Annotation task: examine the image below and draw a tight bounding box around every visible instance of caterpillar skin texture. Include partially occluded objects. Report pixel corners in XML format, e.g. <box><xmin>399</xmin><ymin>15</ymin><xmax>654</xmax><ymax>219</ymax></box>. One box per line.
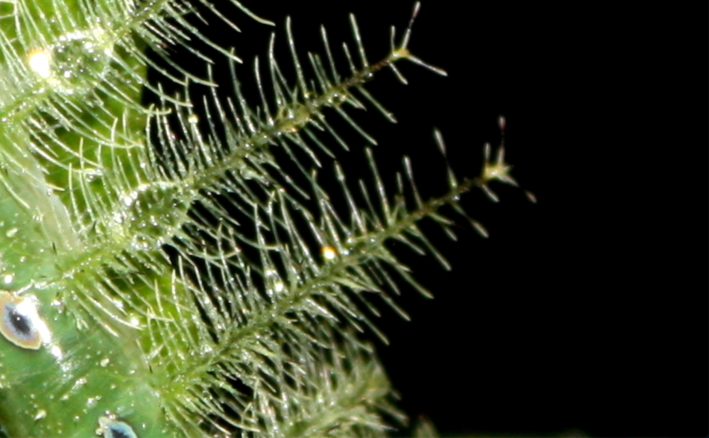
<box><xmin>0</xmin><ymin>0</ymin><xmax>175</xmax><ymax>434</ymax></box>
<box><xmin>0</xmin><ymin>151</ymin><xmax>164</xmax><ymax>436</ymax></box>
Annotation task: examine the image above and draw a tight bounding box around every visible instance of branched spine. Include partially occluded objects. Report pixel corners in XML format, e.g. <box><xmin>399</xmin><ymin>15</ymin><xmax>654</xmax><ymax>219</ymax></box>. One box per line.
<box><xmin>0</xmin><ymin>1</ymin><xmax>524</xmax><ymax>437</ymax></box>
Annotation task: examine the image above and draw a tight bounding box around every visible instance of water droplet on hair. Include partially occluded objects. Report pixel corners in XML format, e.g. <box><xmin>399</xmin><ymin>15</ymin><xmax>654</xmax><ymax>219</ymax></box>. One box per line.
<box><xmin>29</xmin><ymin>27</ymin><xmax>115</xmax><ymax>96</ymax></box>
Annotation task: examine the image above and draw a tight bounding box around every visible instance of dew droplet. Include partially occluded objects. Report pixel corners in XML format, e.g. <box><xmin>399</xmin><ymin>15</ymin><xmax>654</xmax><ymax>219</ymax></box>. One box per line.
<box><xmin>27</xmin><ymin>48</ymin><xmax>52</xmax><ymax>78</ymax></box>
<box><xmin>29</xmin><ymin>27</ymin><xmax>115</xmax><ymax>95</ymax></box>
<box><xmin>321</xmin><ymin>246</ymin><xmax>337</xmax><ymax>260</ymax></box>
<box><xmin>273</xmin><ymin>280</ymin><xmax>285</xmax><ymax>293</ymax></box>
<box><xmin>5</xmin><ymin>228</ymin><xmax>18</xmax><ymax>238</ymax></box>
<box><xmin>86</xmin><ymin>395</ymin><xmax>101</xmax><ymax>408</ymax></box>
<box><xmin>54</xmin><ymin>28</ymin><xmax>112</xmax><ymax>84</ymax></box>
<box><xmin>84</xmin><ymin>168</ymin><xmax>104</xmax><ymax>182</ymax></box>
<box><xmin>239</xmin><ymin>167</ymin><xmax>258</xmax><ymax>180</ymax></box>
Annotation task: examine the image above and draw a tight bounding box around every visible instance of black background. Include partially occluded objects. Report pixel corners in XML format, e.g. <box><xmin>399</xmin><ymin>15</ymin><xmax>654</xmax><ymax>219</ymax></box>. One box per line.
<box><xmin>172</xmin><ymin>1</ymin><xmax>708</xmax><ymax>436</ymax></box>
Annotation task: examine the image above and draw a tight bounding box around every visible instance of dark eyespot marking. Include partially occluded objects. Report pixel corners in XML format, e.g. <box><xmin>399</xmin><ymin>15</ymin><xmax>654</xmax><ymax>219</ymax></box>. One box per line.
<box><xmin>97</xmin><ymin>416</ymin><xmax>138</xmax><ymax>438</ymax></box>
<box><xmin>0</xmin><ymin>291</ymin><xmax>42</xmax><ymax>350</ymax></box>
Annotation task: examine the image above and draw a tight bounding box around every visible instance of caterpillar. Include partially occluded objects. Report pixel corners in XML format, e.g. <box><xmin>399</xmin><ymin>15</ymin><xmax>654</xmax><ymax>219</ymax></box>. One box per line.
<box><xmin>0</xmin><ymin>0</ymin><xmax>523</xmax><ymax>437</ymax></box>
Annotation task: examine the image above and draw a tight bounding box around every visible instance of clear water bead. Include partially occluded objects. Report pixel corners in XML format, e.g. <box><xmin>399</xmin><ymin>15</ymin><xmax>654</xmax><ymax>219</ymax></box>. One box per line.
<box><xmin>52</xmin><ymin>27</ymin><xmax>114</xmax><ymax>93</ymax></box>
<box><xmin>28</xmin><ymin>27</ymin><xmax>115</xmax><ymax>95</ymax></box>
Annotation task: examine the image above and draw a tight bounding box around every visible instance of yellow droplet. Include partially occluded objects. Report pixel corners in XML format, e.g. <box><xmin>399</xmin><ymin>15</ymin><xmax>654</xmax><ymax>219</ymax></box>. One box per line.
<box><xmin>321</xmin><ymin>246</ymin><xmax>337</xmax><ymax>260</ymax></box>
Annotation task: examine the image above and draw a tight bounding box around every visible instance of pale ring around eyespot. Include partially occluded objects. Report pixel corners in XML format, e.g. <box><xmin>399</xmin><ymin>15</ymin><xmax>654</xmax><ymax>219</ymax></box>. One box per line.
<box><xmin>0</xmin><ymin>291</ymin><xmax>50</xmax><ymax>350</ymax></box>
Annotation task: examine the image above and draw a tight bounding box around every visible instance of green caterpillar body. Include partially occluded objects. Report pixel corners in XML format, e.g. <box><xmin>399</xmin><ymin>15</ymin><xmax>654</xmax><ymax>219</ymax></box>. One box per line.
<box><xmin>0</xmin><ymin>1</ymin><xmax>177</xmax><ymax>435</ymax></box>
<box><xmin>0</xmin><ymin>0</ymin><xmax>522</xmax><ymax>437</ymax></box>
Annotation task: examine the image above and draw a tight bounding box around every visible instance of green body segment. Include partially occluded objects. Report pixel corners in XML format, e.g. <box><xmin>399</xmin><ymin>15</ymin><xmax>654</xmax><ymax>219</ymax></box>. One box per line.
<box><xmin>0</xmin><ymin>0</ymin><xmax>178</xmax><ymax>436</ymax></box>
<box><xmin>0</xmin><ymin>128</ymin><xmax>172</xmax><ymax>437</ymax></box>
<box><xmin>0</xmin><ymin>301</ymin><xmax>169</xmax><ymax>438</ymax></box>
